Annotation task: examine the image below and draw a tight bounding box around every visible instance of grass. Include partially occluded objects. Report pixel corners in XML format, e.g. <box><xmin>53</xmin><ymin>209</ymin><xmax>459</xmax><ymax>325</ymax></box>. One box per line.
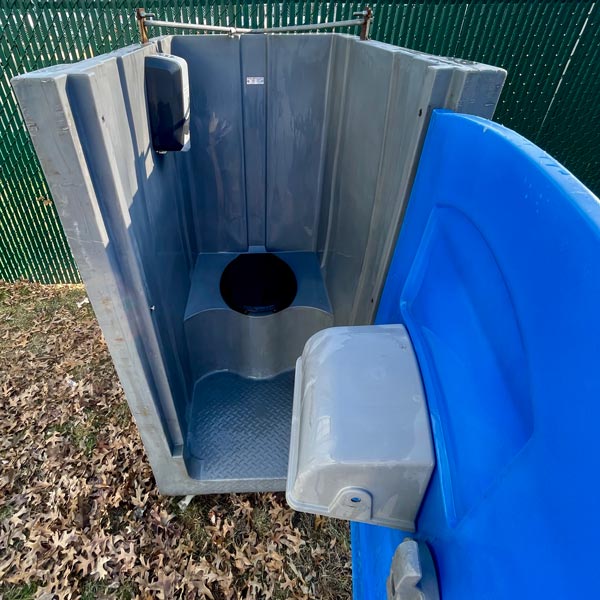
<box><xmin>170</xmin><ymin>496</ymin><xmax>215</xmax><ymax>553</ymax></box>
<box><xmin>0</xmin><ymin>283</ymin><xmax>91</xmax><ymax>358</ymax></box>
<box><xmin>80</xmin><ymin>580</ymin><xmax>138</xmax><ymax>600</ymax></box>
<box><xmin>0</xmin><ymin>583</ymin><xmax>38</xmax><ymax>600</ymax></box>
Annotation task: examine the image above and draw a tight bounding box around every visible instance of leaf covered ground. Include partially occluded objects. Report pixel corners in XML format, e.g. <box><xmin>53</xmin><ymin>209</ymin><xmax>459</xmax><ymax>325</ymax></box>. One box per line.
<box><xmin>0</xmin><ymin>281</ymin><xmax>351</xmax><ymax>600</ymax></box>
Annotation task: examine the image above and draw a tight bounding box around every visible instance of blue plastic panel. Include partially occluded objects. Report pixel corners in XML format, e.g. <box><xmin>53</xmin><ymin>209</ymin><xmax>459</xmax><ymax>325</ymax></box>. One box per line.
<box><xmin>353</xmin><ymin>110</ymin><xmax>600</xmax><ymax>599</ymax></box>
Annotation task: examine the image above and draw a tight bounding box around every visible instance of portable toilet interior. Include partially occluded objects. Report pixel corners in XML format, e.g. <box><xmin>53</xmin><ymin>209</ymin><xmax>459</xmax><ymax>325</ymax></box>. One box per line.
<box><xmin>12</xmin><ymin>33</ymin><xmax>505</xmax><ymax>494</ymax></box>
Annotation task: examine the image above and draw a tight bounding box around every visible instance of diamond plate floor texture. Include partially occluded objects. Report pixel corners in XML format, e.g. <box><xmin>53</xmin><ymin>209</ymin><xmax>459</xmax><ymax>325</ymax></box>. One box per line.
<box><xmin>185</xmin><ymin>370</ymin><xmax>295</xmax><ymax>482</ymax></box>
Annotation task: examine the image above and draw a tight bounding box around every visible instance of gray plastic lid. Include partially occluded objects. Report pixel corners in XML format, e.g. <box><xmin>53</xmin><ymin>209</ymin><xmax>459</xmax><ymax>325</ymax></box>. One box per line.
<box><xmin>286</xmin><ymin>325</ymin><xmax>434</xmax><ymax>530</ymax></box>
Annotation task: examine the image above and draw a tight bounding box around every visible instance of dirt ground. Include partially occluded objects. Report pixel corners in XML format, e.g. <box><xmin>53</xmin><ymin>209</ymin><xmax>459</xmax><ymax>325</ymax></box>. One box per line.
<box><xmin>0</xmin><ymin>281</ymin><xmax>351</xmax><ymax>600</ymax></box>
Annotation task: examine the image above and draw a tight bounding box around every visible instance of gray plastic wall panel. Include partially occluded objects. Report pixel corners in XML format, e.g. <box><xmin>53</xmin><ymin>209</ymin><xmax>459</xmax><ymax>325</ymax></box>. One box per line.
<box><xmin>317</xmin><ymin>36</ymin><xmax>505</xmax><ymax>325</ymax></box>
<box><xmin>241</xmin><ymin>35</ymin><xmax>268</xmax><ymax>247</ymax></box>
<box><xmin>320</xmin><ymin>39</ymin><xmax>398</xmax><ymax>325</ymax></box>
<box><xmin>265</xmin><ymin>35</ymin><xmax>333</xmax><ymax>251</ymax></box>
<box><xmin>116</xmin><ymin>49</ymin><xmax>194</xmax><ymax>419</ymax></box>
<box><xmin>317</xmin><ymin>35</ymin><xmax>352</xmax><ymax>260</ymax></box>
<box><xmin>61</xmin><ymin>50</ymin><xmax>193</xmax><ymax>433</ymax></box>
<box><xmin>170</xmin><ymin>36</ymin><xmax>247</xmax><ymax>252</ymax></box>
<box><xmin>169</xmin><ymin>34</ymin><xmax>333</xmax><ymax>254</ymax></box>
<box><xmin>347</xmin><ymin>51</ymin><xmax>506</xmax><ymax>325</ymax></box>
<box><xmin>11</xmin><ymin>43</ymin><xmax>195</xmax><ymax>490</ymax></box>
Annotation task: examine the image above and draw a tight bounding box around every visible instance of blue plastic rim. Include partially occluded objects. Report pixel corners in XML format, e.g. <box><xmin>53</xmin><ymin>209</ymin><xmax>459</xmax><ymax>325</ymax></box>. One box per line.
<box><xmin>352</xmin><ymin>110</ymin><xmax>600</xmax><ymax>599</ymax></box>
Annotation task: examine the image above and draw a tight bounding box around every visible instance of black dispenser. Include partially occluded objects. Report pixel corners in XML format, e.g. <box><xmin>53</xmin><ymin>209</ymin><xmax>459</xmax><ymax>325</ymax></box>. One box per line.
<box><xmin>145</xmin><ymin>54</ymin><xmax>190</xmax><ymax>152</ymax></box>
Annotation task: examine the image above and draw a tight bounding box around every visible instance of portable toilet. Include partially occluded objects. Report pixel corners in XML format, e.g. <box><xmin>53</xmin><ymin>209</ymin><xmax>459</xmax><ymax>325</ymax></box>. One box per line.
<box><xmin>14</xmin><ymin>22</ymin><xmax>600</xmax><ymax>599</ymax></box>
<box><xmin>12</xmin><ymin>32</ymin><xmax>504</xmax><ymax>495</ymax></box>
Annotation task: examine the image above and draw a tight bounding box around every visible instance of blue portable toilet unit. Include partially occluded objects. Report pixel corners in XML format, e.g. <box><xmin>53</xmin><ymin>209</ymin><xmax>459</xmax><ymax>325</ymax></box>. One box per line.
<box><xmin>351</xmin><ymin>110</ymin><xmax>600</xmax><ymax>598</ymax></box>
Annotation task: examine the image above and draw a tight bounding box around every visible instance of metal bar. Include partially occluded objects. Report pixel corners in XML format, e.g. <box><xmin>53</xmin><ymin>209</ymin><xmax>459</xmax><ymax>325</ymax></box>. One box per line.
<box><xmin>142</xmin><ymin>15</ymin><xmax>369</xmax><ymax>36</ymax></box>
<box><xmin>136</xmin><ymin>7</ymin><xmax>149</xmax><ymax>43</ymax></box>
<box><xmin>251</xmin><ymin>18</ymin><xmax>365</xmax><ymax>34</ymax></box>
<box><xmin>359</xmin><ymin>6</ymin><xmax>373</xmax><ymax>40</ymax></box>
<box><xmin>143</xmin><ymin>18</ymin><xmax>252</xmax><ymax>34</ymax></box>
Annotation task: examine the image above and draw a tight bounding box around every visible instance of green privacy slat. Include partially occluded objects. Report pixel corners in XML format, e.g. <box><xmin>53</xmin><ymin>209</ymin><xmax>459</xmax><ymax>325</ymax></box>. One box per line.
<box><xmin>1</xmin><ymin>11</ymin><xmax>79</xmax><ymax>281</ymax></box>
<box><xmin>0</xmin><ymin>0</ymin><xmax>599</xmax><ymax>283</ymax></box>
<box><xmin>535</xmin><ymin>4</ymin><xmax>600</xmax><ymax>194</ymax></box>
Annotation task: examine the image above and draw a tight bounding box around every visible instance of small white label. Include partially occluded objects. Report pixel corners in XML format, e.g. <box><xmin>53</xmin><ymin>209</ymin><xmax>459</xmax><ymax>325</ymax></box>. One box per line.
<box><xmin>246</xmin><ymin>76</ymin><xmax>265</xmax><ymax>85</ymax></box>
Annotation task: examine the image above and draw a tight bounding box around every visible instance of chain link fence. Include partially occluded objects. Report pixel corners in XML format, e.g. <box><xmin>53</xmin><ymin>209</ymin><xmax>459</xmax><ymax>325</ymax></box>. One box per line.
<box><xmin>1</xmin><ymin>1</ymin><xmax>599</xmax><ymax>283</ymax></box>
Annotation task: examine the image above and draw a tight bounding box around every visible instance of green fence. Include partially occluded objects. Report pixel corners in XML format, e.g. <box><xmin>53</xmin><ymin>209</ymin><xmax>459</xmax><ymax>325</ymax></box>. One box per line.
<box><xmin>1</xmin><ymin>1</ymin><xmax>599</xmax><ymax>283</ymax></box>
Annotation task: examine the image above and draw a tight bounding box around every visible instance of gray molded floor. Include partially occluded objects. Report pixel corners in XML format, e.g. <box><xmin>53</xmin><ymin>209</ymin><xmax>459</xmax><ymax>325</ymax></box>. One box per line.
<box><xmin>185</xmin><ymin>370</ymin><xmax>294</xmax><ymax>482</ymax></box>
